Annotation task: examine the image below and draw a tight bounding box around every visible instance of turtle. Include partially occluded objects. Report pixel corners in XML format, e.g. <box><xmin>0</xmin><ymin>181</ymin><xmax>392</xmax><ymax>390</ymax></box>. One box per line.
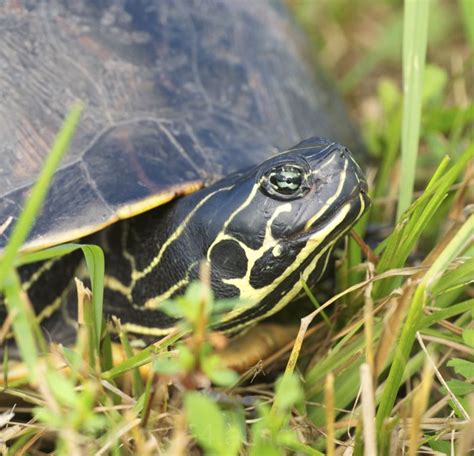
<box><xmin>0</xmin><ymin>0</ymin><xmax>370</xmax><ymax>357</ymax></box>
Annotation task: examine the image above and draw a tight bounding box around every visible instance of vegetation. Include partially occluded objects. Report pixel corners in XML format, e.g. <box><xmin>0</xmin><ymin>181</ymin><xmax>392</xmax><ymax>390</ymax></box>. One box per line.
<box><xmin>0</xmin><ymin>0</ymin><xmax>472</xmax><ymax>454</ymax></box>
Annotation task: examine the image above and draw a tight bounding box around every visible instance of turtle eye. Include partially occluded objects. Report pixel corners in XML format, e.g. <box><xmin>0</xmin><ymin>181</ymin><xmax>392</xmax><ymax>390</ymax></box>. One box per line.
<box><xmin>262</xmin><ymin>164</ymin><xmax>310</xmax><ymax>199</ymax></box>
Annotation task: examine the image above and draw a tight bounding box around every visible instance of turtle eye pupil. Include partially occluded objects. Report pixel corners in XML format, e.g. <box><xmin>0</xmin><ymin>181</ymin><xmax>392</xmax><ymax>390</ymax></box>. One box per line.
<box><xmin>268</xmin><ymin>165</ymin><xmax>304</xmax><ymax>195</ymax></box>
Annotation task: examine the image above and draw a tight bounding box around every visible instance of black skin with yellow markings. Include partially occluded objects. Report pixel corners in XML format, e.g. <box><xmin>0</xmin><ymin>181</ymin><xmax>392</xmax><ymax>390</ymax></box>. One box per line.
<box><xmin>1</xmin><ymin>137</ymin><xmax>369</xmax><ymax>344</ymax></box>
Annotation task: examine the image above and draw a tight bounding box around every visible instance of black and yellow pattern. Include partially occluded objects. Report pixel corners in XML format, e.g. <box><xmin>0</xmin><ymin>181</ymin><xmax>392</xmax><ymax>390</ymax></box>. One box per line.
<box><xmin>1</xmin><ymin>138</ymin><xmax>369</xmax><ymax>346</ymax></box>
<box><xmin>0</xmin><ymin>1</ymin><xmax>370</xmax><ymax>351</ymax></box>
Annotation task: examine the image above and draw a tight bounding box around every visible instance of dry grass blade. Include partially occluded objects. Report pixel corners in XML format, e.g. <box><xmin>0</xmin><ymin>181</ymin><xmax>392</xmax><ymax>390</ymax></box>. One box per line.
<box><xmin>0</xmin><ymin>217</ymin><xmax>12</xmax><ymax>237</ymax></box>
<box><xmin>360</xmin><ymin>363</ymin><xmax>377</xmax><ymax>456</ymax></box>
<box><xmin>363</xmin><ymin>264</ymin><xmax>376</xmax><ymax>377</ymax></box>
<box><xmin>96</xmin><ymin>417</ymin><xmax>141</xmax><ymax>456</ymax></box>
<box><xmin>325</xmin><ymin>372</ymin><xmax>335</xmax><ymax>456</ymax></box>
<box><xmin>456</xmin><ymin>394</ymin><xmax>474</xmax><ymax>456</ymax></box>
<box><xmin>374</xmin><ymin>281</ymin><xmax>415</xmax><ymax>376</ymax></box>
<box><xmin>408</xmin><ymin>350</ymin><xmax>435</xmax><ymax>456</ymax></box>
<box><xmin>416</xmin><ymin>333</ymin><xmax>469</xmax><ymax>421</ymax></box>
<box><xmin>351</xmin><ymin>229</ymin><xmax>380</xmax><ymax>264</ymax></box>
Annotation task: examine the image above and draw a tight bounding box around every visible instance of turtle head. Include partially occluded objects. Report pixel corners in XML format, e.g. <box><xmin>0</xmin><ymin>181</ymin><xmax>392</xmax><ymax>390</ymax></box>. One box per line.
<box><xmin>195</xmin><ymin>137</ymin><xmax>370</xmax><ymax>330</ymax></box>
<box><xmin>106</xmin><ymin>137</ymin><xmax>369</xmax><ymax>335</ymax></box>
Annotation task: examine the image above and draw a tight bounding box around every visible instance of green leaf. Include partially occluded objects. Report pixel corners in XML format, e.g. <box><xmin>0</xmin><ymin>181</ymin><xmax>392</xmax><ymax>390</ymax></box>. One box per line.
<box><xmin>442</xmin><ymin>379</ymin><xmax>474</xmax><ymax>396</ymax></box>
<box><xmin>422</xmin><ymin>64</ymin><xmax>447</xmax><ymax>104</ymax></box>
<box><xmin>207</xmin><ymin>367</ymin><xmax>239</xmax><ymax>387</ymax></box>
<box><xmin>378</xmin><ymin>78</ymin><xmax>402</xmax><ymax>113</ymax></box>
<box><xmin>428</xmin><ymin>439</ymin><xmax>451</xmax><ymax>453</ymax></box>
<box><xmin>210</xmin><ymin>298</ymin><xmax>252</xmax><ymax>320</ymax></box>
<box><xmin>33</xmin><ymin>408</ymin><xmax>64</xmax><ymax>428</ymax></box>
<box><xmin>184</xmin><ymin>392</ymin><xmax>242</xmax><ymax>456</ymax></box>
<box><xmin>462</xmin><ymin>328</ymin><xmax>474</xmax><ymax>348</ymax></box>
<box><xmin>62</xmin><ymin>346</ymin><xmax>83</xmax><ymax>372</ymax></box>
<box><xmin>249</xmin><ymin>442</ymin><xmax>282</xmax><ymax>456</ymax></box>
<box><xmin>274</xmin><ymin>373</ymin><xmax>303</xmax><ymax>412</ymax></box>
<box><xmin>46</xmin><ymin>370</ymin><xmax>79</xmax><ymax>408</ymax></box>
<box><xmin>158</xmin><ymin>299</ymin><xmax>186</xmax><ymax>319</ymax></box>
<box><xmin>153</xmin><ymin>356</ymin><xmax>182</xmax><ymax>376</ymax></box>
<box><xmin>447</xmin><ymin>359</ymin><xmax>474</xmax><ymax>379</ymax></box>
<box><xmin>200</xmin><ymin>353</ymin><xmax>238</xmax><ymax>386</ymax></box>
<box><xmin>177</xmin><ymin>344</ymin><xmax>196</xmax><ymax>371</ymax></box>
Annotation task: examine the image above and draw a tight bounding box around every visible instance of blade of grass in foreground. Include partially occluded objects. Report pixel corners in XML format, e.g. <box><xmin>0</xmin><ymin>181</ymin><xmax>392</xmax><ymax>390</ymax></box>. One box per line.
<box><xmin>2</xmin><ymin>271</ymin><xmax>41</xmax><ymax>378</ymax></box>
<box><xmin>0</xmin><ymin>104</ymin><xmax>83</xmax><ymax>380</ymax></box>
<box><xmin>374</xmin><ymin>144</ymin><xmax>472</xmax><ymax>298</ymax></box>
<box><xmin>396</xmin><ymin>0</ymin><xmax>430</xmax><ymax>220</ymax></box>
<box><xmin>0</xmin><ymin>103</ymin><xmax>83</xmax><ymax>284</ymax></box>
<box><xmin>17</xmin><ymin>243</ymin><xmax>104</xmax><ymax>356</ymax></box>
<box><xmin>375</xmin><ymin>213</ymin><xmax>473</xmax><ymax>440</ymax></box>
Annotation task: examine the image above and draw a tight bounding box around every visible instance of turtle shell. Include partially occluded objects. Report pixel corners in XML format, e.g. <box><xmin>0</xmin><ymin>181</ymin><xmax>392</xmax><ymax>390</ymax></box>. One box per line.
<box><xmin>0</xmin><ymin>0</ymin><xmax>364</xmax><ymax>252</ymax></box>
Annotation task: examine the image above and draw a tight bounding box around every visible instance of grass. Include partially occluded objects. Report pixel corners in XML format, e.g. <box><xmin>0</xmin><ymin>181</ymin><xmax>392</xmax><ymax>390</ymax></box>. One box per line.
<box><xmin>0</xmin><ymin>0</ymin><xmax>473</xmax><ymax>454</ymax></box>
<box><xmin>397</xmin><ymin>0</ymin><xmax>430</xmax><ymax>220</ymax></box>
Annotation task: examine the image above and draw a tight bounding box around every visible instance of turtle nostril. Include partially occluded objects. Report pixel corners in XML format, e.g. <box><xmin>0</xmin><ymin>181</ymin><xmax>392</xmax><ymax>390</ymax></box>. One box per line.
<box><xmin>359</xmin><ymin>181</ymin><xmax>369</xmax><ymax>194</ymax></box>
<box><xmin>338</xmin><ymin>146</ymin><xmax>351</xmax><ymax>159</ymax></box>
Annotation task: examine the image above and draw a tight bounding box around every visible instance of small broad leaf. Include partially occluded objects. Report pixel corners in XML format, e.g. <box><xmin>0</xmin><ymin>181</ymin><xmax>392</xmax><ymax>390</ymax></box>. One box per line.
<box><xmin>211</xmin><ymin>298</ymin><xmax>253</xmax><ymax>316</ymax></box>
<box><xmin>62</xmin><ymin>346</ymin><xmax>82</xmax><ymax>371</ymax></box>
<box><xmin>462</xmin><ymin>328</ymin><xmax>474</xmax><ymax>348</ymax></box>
<box><xmin>274</xmin><ymin>373</ymin><xmax>303</xmax><ymax>412</ymax></box>
<box><xmin>249</xmin><ymin>441</ymin><xmax>282</xmax><ymax>456</ymax></box>
<box><xmin>207</xmin><ymin>367</ymin><xmax>239</xmax><ymax>387</ymax></box>
<box><xmin>153</xmin><ymin>356</ymin><xmax>182</xmax><ymax>376</ymax></box>
<box><xmin>201</xmin><ymin>354</ymin><xmax>238</xmax><ymax>386</ymax></box>
<box><xmin>447</xmin><ymin>358</ymin><xmax>474</xmax><ymax>379</ymax></box>
<box><xmin>45</xmin><ymin>370</ymin><xmax>79</xmax><ymax>408</ymax></box>
<box><xmin>422</xmin><ymin>64</ymin><xmax>447</xmax><ymax>104</ymax></box>
<box><xmin>428</xmin><ymin>440</ymin><xmax>451</xmax><ymax>453</ymax></box>
<box><xmin>442</xmin><ymin>379</ymin><xmax>474</xmax><ymax>396</ymax></box>
<box><xmin>185</xmin><ymin>281</ymin><xmax>212</xmax><ymax>316</ymax></box>
<box><xmin>158</xmin><ymin>299</ymin><xmax>185</xmax><ymax>319</ymax></box>
<box><xmin>177</xmin><ymin>344</ymin><xmax>195</xmax><ymax>371</ymax></box>
<box><xmin>33</xmin><ymin>408</ymin><xmax>64</xmax><ymax>428</ymax></box>
<box><xmin>185</xmin><ymin>391</ymin><xmax>242</xmax><ymax>455</ymax></box>
<box><xmin>378</xmin><ymin>78</ymin><xmax>401</xmax><ymax>114</ymax></box>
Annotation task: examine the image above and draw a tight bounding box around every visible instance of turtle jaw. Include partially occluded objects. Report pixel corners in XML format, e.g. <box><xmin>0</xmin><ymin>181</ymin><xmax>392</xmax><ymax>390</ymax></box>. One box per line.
<box><xmin>296</xmin><ymin>178</ymin><xmax>370</xmax><ymax>244</ymax></box>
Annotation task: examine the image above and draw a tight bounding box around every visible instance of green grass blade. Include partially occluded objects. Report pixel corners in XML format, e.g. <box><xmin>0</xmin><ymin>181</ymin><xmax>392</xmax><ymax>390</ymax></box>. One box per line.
<box><xmin>81</xmin><ymin>245</ymin><xmax>105</xmax><ymax>350</ymax></box>
<box><xmin>431</xmin><ymin>255</ymin><xmax>474</xmax><ymax>297</ymax></box>
<box><xmin>459</xmin><ymin>0</ymin><xmax>474</xmax><ymax>47</ymax></box>
<box><xmin>0</xmin><ymin>103</ymin><xmax>83</xmax><ymax>285</ymax></box>
<box><xmin>118</xmin><ymin>327</ymin><xmax>144</xmax><ymax>397</ymax></box>
<box><xmin>18</xmin><ymin>242</ymin><xmax>104</xmax><ymax>354</ymax></box>
<box><xmin>101</xmin><ymin>333</ymin><xmax>181</xmax><ymax>380</ymax></box>
<box><xmin>2</xmin><ymin>271</ymin><xmax>40</xmax><ymax>378</ymax></box>
<box><xmin>301</xmin><ymin>279</ymin><xmax>333</xmax><ymax>330</ymax></box>
<box><xmin>397</xmin><ymin>0</ymin><xmax>431</xmax><ymax>220</ymax></box>
<box><xmin>375</xmin><ymin>214</ymin><xmax>473</xmax><ymax>439</ymax></box>
<box><xmin>374</xmin><ymin>145</ymin><xmax>472</xmax><ymax>298</ymax></box>
<box><xmin>423</xmin><ymin>214</ymin><xmax>473</xmax><ymax>288</ymax></box>
<box><xmin>419</xmin><ymin>299</ymin><xmax>474</xmax><ymax>328</ymax></box>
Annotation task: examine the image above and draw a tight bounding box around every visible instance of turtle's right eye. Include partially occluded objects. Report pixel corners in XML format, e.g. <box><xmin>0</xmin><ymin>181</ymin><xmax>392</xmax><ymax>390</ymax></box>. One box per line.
<box><xmin>261</xmin><ymin>164</ymin><xmax>311</xmax><ymax>200</ymax></box>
